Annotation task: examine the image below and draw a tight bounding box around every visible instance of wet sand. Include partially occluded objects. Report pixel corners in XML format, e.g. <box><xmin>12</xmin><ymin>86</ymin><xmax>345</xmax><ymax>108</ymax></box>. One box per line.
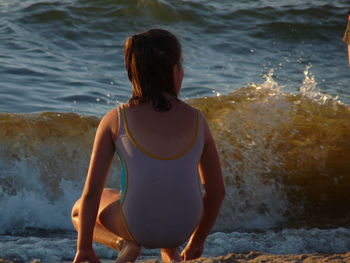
<box><xmin>143</xmin><ymin>251</ymin><xmax>350</xmax><ymax>263</ymax></box>
<box><xmin>2</xmin><ymin>251</ymin><xmax>350</xmax><ymax>263</ymax></box>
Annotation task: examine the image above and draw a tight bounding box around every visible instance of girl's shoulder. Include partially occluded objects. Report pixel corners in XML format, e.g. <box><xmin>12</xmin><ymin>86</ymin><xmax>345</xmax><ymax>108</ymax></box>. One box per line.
<box><xmin>99</xmin><ymin>107</ymin><xmax>119</xmax><ymax>142</ymax></box>
<box><xmin>178</xmin><ymin>100</ymin><xmax>202</xmax><ymax>115</ymax></box>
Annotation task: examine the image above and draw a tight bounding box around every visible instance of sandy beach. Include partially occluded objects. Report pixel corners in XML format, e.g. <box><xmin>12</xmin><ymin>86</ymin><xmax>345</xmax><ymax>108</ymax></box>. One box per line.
<box><xmin>144</xmin><ymin>252</ymin><xmax>350</xmax><ymax>263</ymax></box>
<box><xmin>2</xmin><ymin>251</ymin><xmax>350</xmax><ymax>263</ymax></box>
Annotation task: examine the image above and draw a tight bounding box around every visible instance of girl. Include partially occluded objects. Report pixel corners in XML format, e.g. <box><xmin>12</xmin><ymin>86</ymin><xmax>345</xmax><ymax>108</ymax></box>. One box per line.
<box><xmin>72</xmin><ymin>29</ymin><xmax>225</xmax><ymax>263</ymax></box>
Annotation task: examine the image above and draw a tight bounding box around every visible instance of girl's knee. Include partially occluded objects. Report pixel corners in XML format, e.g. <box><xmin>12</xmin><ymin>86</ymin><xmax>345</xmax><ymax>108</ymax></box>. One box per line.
<box><xmin>71</xmin><ymin>198</ymin><xmax>81</xmax><ymax>218</ymax></box>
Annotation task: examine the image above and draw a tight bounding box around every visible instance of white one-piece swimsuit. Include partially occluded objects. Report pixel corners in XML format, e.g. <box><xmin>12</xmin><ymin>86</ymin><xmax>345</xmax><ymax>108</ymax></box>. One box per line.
<box><xmin>115</xmin><ymin>105</ymin><xmax>204</xmax><ymax>248</ymax></box>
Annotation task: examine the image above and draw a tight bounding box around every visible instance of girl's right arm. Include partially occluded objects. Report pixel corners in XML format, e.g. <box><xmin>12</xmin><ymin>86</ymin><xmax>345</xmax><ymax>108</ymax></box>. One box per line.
<box><xmin>73</xmin><ymin>109</ymin><xmax>119</xmax><ymax>263</ymax></box>
<box><xmin>181</xmin><ymin>116</ymin><xmax>225</xmax><ymax>260</ymax></box>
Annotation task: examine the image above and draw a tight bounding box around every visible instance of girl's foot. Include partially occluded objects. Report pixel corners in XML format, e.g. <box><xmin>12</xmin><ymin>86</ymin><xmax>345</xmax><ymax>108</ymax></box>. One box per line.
<box><xmin>161</xmin><ymin>248</ymin><xmax>181</xmax><ymax>262</ymax></box>
<box><xmin>114</xmin><ymin>238</ymin><xmax>126</xmax><ymax>251</ymax></box>
<box><xmin>115</xmin><ymin>240</ymin><xmax>141</xmax><ymax>263</ymax></box>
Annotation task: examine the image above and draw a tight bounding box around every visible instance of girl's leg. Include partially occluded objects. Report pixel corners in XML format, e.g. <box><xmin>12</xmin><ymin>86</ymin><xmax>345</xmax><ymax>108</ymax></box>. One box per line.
<box><xmin>71</xmin><ymin>188</ymin><xmax>141</xmax><ymax>262</ymax></box>
<box><xmin>160</xmin><ymin>248</ymin><xmax>181</xmax><ymax>262</ymax></box>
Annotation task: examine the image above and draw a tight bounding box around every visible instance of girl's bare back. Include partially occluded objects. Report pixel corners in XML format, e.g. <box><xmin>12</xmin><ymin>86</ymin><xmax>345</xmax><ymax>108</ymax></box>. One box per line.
<box><xmin>123</xmin><ymin>101</ymin><xmax>198</xmax><ymax>158</ymax></box>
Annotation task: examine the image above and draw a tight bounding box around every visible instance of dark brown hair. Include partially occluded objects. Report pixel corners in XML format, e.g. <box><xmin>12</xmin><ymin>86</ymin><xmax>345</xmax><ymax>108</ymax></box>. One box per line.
<box><xmin>124</xmin><ymin>29</ymin><xmax>181</xmax><ymax>111</ymax></box>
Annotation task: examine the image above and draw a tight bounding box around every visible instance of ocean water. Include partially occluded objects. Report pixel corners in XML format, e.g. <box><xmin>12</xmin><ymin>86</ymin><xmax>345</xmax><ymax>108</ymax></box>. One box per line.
<box><xmin>1</xmin><ymin>0</ymin><xmax>350</xmax><ymax>262</ymax></box>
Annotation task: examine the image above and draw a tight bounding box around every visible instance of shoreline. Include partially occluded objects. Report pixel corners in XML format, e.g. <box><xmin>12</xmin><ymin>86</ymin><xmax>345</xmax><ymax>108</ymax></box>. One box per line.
<box><xmin>143</xmin><ymin>252</ymin><xmax>350</xmax><ymax>263</ymax></box>
<box><xmin>2</xmin><ymin>251</ymin><xmax>350</xmax><ymax>263</ymax></box>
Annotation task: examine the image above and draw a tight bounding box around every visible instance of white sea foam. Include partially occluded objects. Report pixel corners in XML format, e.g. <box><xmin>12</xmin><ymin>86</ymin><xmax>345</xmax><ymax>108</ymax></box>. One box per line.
<box><xmin>1</xmin><ymin>228</ymin><xmax>350</xmax><ymax>262</ymax></box>
<box><xmin>204</xmin><ymin>228</ymin><xmax>350</xmax><ymax>255</ymax></box>
<box><xmin>0</xmin><ymin>180</ymin><xmax>80</xmax><ymax>234</ymax></box>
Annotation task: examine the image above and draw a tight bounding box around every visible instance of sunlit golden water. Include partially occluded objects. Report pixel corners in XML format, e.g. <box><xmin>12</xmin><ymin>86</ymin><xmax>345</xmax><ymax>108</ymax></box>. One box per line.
<box><xmin>192</xmin><ymin>83</ymin><xmax>350</xmax><ymax>229</ymax></box>
<box><xmin>1</xmin><ymin>81</ymin><xmax>350</xmax><ymax>230</ymax></box>
<box><xmin>0</xmin><ymin>113</ymin><xmax>99</xmax><ymax>200</ymax></box>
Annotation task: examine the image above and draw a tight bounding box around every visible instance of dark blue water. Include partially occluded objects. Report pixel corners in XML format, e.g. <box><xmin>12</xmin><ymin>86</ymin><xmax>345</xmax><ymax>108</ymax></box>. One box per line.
<box><xmin>0</xmin><ymin>0</ymin><xmax>349</xmax><ymax>115</ymax></box>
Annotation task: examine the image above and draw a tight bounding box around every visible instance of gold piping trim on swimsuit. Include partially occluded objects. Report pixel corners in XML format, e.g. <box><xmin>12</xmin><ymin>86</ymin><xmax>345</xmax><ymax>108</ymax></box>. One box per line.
<box><xmin>195</xmin><ymin>113</ymin><xmax>204</xmax><ymax>197</ymax></box>
<box><xmin>117</xmin><ymin>149</ymin><xmax>138</xmax><ymax>243</ymax></box>
<box><xmin>187</xmin><ymin>115</ymin><xmax>205</xmax><ymax>242</ymax></box>
<box><xmin>116</xmin><ymin>106</ymin><xmax>121</xmax><ymax>139</ymax></box>
<box><xmin>181</xmin><ymin>114</ymin><xmax>205</xmax><ymax>243</ymax></box>
<box><xmin>184</xmin><ymin>157</ymin><xmax>205</xmax><ymax>243</ymax></box>
<box><xmin>121</xmin><ymin>104</ymin><xmax>200</xmax><ymax>160</ymax></box>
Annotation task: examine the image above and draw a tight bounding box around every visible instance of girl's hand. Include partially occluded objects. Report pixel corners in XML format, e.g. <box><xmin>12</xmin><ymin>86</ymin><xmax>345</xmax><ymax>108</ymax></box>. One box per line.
<box><xmin>180</xmin><ymin>240</ymin><xmax>204</xmax><ymax>261</ymax></box>
<box><xmin>73</xmin><ymin>249</ymin><xmax>101</xmax><ymax>263</ymax></box>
